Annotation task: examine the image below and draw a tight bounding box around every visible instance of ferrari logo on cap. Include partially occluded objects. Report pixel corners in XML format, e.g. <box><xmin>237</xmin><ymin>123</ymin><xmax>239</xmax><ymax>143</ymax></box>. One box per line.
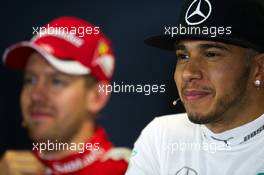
<box><xmin>98</xmin><ymin>41</ymin><xmax>109</xmax><ymax>55</ymax></box>
<box><xmin>94</xmin><ymin>40</ymin><xmax>114</xmax><ymax>78</ymax></box>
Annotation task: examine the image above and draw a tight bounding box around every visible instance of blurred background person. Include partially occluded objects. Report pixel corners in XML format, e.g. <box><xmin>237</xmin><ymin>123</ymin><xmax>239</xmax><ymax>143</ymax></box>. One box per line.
<box><xmin>0</xmin><ymin>16</ymin><xmax>130</xmax><ymax>175</ymax></box>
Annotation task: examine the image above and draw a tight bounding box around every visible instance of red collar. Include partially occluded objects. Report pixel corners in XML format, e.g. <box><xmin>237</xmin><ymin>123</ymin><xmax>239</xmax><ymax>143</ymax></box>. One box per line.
<box><xmin>33</xmin><ymin>127</ymin><xmax>113</xmax><ymax>174</ymax></box>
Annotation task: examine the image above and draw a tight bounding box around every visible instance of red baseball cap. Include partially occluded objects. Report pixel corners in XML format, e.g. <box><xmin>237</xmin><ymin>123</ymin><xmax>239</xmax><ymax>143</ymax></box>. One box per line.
<box><xmin>3</xmin><ymin>16</ymin><xmax>115</xmax><ymax>82</ymax></box>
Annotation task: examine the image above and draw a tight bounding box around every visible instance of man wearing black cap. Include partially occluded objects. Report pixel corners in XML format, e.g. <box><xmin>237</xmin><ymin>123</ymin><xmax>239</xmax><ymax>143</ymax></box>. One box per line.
<box><xmin>126</xmin><ymin>0</ymin><xmax>264</xmax><ymax>174</ymax></box>
<box><xmin>0</xmin><ymin>16</ymin><xmax>130</xmax><ymax>175</ymax></box>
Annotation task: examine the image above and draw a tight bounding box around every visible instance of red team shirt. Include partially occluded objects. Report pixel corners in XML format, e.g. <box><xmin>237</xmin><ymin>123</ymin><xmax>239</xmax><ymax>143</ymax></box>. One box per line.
<box><xmin>33</xmin><ymin>127</ymin><xmax>128</xmax><ymax>175</ymax></box>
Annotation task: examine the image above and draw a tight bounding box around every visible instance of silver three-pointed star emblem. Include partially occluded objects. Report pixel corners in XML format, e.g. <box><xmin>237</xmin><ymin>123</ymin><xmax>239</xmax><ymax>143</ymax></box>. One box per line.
<box><xmin>185</xmin><ymin>0</ymin><xmax>212</xmax><ymax>25</ymax></box>
<box><xmin>175</xmin><ymin>166</ymin><xmax>198</xmax><ymax>175</ymax></box>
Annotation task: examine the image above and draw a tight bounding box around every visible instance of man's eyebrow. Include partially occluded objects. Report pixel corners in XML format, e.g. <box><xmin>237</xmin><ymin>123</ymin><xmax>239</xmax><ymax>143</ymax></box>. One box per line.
<box><xmin>174</xmin><ymin>44</ymin><xmax>186</xmax><ymax>51</ymax></box>
<box><xmin>199</xmin><ymin>43</ymin><xmax>231</xmax><ymax>52</ymax></box>
<box><xmin>23</xmin><ymin>69</ymin><xmax>66</xmax><ymax>77</ymax></box>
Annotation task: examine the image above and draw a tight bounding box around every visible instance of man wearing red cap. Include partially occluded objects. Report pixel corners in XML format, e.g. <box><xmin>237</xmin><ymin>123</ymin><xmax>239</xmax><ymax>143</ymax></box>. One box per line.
<box><xmin>0</xmin><ymin>16</ymin><xmax>130</xmax><ymax>175</ymax></box>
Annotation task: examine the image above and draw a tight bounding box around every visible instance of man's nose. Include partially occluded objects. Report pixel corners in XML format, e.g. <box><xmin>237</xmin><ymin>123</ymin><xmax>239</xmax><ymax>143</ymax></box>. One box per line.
<box><xmin>182</xmin><ymin>59</ymin><xmax>203</xmax><ymax>83</ymax></box>
<box><xmin>30</xmin><ymin>80</ymin><xmax>48</xmax><ymax>102</ymax></box>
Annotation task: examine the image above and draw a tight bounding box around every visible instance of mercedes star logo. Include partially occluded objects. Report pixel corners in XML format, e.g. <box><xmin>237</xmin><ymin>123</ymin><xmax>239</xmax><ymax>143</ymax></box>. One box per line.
<box><xmin>175</xmin><ymin>166</ymin><xmax>198</xmax><ymax>175</ymax></box>
<box><xmin>185</xmin><ymin>0</ymin><xmax>212</xmax><ymax>25</ymax></box>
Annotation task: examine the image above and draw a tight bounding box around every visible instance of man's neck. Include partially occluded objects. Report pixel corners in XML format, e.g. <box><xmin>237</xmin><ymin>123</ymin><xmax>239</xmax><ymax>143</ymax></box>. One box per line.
<box><xmin>205</xmin><ymin>89</ymin><xmax>264</xmax><ymax>133</ymax></box>
<box><xmin>206</xmin><ymin>99</ymin><xmax>264</xmax><ymax>133</ymax></box>
<box><xmin>206</xmin><ymin>111</ymin><xmax>263</xmax><ymax>133</ymax></box>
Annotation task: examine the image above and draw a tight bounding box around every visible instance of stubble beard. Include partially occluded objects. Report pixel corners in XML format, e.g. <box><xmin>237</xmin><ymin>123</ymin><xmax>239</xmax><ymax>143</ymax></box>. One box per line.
<box><xmin>186</xmin><ymin>66</ymin><xmax>251</xmax><ymax>124</ymax></box>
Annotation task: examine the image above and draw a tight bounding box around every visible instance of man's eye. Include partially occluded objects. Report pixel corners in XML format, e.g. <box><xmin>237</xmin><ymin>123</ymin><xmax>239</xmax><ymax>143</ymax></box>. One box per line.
<box><xmin>205</xmin><ymin>51</ymin><xmax>221</xmax><ymax>58</ymax></box>
<box><xmin>51</xmin><ymin>78</ymin><xmax>67</xmax><ymax>86</ymax></box>
<box><xmin>176</xmin><ymin>53</ymin><xmax>189</xmax><ymax>61</ymax></box>
<box><xmin>23</xmin><ymin>76</ymin><xmax>36</xmax><ymax>85</ymax></box>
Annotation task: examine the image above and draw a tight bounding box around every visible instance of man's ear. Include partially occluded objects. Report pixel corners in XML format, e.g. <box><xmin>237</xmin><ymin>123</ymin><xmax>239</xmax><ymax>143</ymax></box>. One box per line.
<box><xmin>85</xmin><ymin>81</ymin><xmax>111</xmax><ymax>114</ymax></box>
<box><xmin>254</xmin><ymin>53</ymin><xmax>264</xmax><ymax>84</ymax></box>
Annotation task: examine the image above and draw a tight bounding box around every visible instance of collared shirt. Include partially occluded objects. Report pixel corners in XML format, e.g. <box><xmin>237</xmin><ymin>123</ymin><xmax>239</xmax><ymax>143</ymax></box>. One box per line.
<box><xmin>34</xmin><ymin>127</ymin><xmax>129</xmax><ymax>175</ymax></box>
<box><xmin>126</xmin><ymin>113</ymin><xmax>264</xmax><ymax>175</ymax></box>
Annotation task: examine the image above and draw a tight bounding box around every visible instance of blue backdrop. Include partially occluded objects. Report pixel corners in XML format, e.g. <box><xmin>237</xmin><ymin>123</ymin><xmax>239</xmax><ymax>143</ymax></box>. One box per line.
<box><xmin>0</xmin><ymin>0</ymin><xmax>185</xmax><ymax>155</ymax></box>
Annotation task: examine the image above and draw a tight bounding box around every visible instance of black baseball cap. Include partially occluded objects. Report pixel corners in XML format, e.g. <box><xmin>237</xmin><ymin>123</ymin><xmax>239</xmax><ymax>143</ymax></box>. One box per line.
<box><xmin>145</xmin><ymin>0</ymin><xmax>264</xmax><ymax>52</ymax></box>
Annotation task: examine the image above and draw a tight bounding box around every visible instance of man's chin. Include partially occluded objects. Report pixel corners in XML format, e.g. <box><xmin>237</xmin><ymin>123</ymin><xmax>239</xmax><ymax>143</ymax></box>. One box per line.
<box><xmin>29</xmin><ymin>132</ymin><xmax>49</xmax><ymax>142</ymax></box>
<box><xmin>28</xmin><ymin>128</ymin><xmax>54</xmax><ymax>143</ymax></box>
<box><xmin>186</xmin><ymin>111</ymin><xmax>220</xmax><ymax>124</ymax></box>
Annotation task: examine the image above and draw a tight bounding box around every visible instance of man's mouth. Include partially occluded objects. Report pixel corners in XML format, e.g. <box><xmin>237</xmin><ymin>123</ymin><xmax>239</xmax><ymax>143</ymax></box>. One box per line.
<box><xmin>183</xmin><ymin>90</ymin><xmax>212</xmax><ymax>101</ymax></box>
<box><xmin>30</xmin><ymin>111</ymin><xmax>53</xmax><ymax>120</ymax></box>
